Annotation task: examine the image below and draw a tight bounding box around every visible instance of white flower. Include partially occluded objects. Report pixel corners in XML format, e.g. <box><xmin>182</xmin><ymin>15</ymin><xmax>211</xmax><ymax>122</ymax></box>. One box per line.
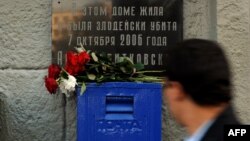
<box><xmin>59</xmin><ymin>75</ymin><xmax>77</xmax><ymax>97</ymax></box>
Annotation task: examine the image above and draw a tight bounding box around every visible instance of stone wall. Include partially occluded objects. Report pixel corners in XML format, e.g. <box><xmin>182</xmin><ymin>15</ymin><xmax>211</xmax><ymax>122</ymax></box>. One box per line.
<box><xmin>0</xmin><ymin>0</ymin><xmax>250</xmax><ymax>141</ymax></box>
<box><xmin>217</xmin><ymin>0</ymin><xmax>250</xmax><ymax>124</ymax></box>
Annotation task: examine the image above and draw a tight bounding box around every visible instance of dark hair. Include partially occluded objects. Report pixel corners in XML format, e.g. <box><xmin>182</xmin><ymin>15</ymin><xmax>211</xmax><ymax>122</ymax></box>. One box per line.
<box><xmin>165</xmin><ymin>39</ymin><xmax>232</xmax><ymax>106</ymax></box>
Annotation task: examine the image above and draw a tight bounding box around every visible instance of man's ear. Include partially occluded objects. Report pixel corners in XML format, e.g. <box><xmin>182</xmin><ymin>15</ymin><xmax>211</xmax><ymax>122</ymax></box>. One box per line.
<box><xmin>169</xmin><ymin>82</ymin><xmax>187</xmax><ymax>101</ymax></box>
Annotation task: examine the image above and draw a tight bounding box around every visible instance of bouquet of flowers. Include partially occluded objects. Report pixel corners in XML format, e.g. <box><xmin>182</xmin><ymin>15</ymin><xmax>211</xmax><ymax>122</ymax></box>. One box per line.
<box><xmin>44</xmin><ymin>46</ymin><xmax>163</xmax><ymax>97</ymax></box>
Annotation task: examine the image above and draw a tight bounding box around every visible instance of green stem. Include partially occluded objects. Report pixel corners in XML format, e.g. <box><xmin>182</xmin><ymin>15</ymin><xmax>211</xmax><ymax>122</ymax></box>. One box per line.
<box><xmin>130</xmin><ymin>77</ymin><xmax>164</xmax><ymax>83</ymax></box>
<box><xmin>136</xmin><ymin>70</ymin><xmax>165</xmax><ymax>74</ymax></box>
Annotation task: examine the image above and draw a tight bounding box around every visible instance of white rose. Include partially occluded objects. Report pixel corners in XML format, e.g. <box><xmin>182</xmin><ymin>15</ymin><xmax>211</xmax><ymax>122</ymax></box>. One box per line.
<box><xmin>59</xmin><ymin>75</ymin><xmax>77</xmax><ymax>97</ymax></box>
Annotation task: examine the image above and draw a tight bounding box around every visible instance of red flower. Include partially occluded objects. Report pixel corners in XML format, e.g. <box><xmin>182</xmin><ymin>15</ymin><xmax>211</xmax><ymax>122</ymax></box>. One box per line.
<box><xmin>64</xmin><ymin>65</ymin><xmax>73</xmax><ymax>76</ymax></box>
<box><xmin>65</xmin><ymin>51</ymin><xmax>90</xmax><ymax>75</ymax></box>
<box><xmin>48</xmin><ymin>64</ymin><xmax>61</xmax><ymax>79</ymax></box>
<box><xmin>66</xmin><ymin>51</ymin><xmax>78</xmax><ymax>66</ymax></box>
<box><xmin>44</xmin><ymin>76</ymin><xmax>58</xmax><ymax>94</ymax></box>
<box><xmin>78</xmin><ymin>51</ymin><xmax>90</xmax><ymax>65</ymax></box>
<box><xmin>65</xmin><ymin>65</ymin><xmax>83</xmax><ymax>76</ymax></box>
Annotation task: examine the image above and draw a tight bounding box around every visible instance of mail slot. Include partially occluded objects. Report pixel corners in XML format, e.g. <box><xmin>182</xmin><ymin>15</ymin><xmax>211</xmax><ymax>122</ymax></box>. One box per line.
<box><xmin>105</xmin><ymin>96</ymin><xmax>134</xmax><ymax>120</ymax></box>
<box><xmin>77</xmin><ymin>82</ymin><xmax>162</xmax><ymax>141</ymax></box>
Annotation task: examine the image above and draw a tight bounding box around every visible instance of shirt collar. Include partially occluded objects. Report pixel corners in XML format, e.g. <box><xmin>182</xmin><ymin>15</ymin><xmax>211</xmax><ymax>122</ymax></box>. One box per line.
<box><xmin>184</xmin><ymin>119</ymin><xmax>215</xmax><ymax>141</ymax></box>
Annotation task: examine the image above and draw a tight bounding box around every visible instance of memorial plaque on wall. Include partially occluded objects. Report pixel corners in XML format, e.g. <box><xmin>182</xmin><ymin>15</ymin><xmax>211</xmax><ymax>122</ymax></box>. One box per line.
<box><xmin>52</xmin><ymin>0</ymin><xmax>183</xmax><ymax>70</ymax></box>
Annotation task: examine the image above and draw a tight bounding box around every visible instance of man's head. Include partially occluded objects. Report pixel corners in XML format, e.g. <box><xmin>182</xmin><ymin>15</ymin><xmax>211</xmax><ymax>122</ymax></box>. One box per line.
<box><xmin>163</xmin><ymin>39</ymin><xmax>232</xmax><ymax>125</ymax></box>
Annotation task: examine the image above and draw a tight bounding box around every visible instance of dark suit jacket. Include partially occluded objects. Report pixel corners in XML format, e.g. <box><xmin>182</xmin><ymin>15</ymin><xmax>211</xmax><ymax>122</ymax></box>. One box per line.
<box><xmin>201</xmin><ymin>105</ymin><xmax>241</xmax><ymax>141</ymax></box>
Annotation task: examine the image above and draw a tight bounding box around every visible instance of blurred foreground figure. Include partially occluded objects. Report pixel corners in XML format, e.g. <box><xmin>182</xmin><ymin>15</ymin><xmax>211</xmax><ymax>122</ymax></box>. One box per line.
<box><xmin>163</xmin><ymin>39</ymin><xmax>240</xmax><ymax>141</ymax></box>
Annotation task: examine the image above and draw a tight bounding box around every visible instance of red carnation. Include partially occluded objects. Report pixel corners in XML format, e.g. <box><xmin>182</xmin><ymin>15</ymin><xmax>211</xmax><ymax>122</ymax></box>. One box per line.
<box><xmin>65</xmin><ymin>51</ymin><xmax>90</xmax><ymax>75</ymax></box>
<box><xmin>78</xmin><ymin>51</ymin><xmax>90</xmax><ymax>65</ymax></box>
<box><xmin>65</xmin><ymin>63</ymin><xmax>84</xmax><ymax>76</ymax></box>
<box><xmin>44</xmin><ymin>76</ymin><xmax>58</xmax><ymax>94</ymax></box>
<box><xmin>66</xmin><ymin>51</ymin><xmax>78</xmax><ymax>66</ymax></box>
<box><xmin>48</xmin><ymin>64</ymin><xmax>61</xmax><ymax>79</ymax></box>
<box><xmin>64</xmin><ymin>65</ymin><xmax>74</xmax><ymax>76</ymax></box>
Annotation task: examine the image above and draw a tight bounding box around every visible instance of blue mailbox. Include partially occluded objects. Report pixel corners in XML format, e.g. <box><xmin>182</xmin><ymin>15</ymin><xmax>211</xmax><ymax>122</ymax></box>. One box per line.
<box><xmin>77</xmin><ymin>82</ymin><xmax>162</xmax><ymax>141</ymax></box>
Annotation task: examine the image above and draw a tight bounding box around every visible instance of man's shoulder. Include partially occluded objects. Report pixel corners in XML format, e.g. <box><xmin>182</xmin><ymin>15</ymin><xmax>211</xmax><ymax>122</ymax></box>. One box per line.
<box><xmin>201</xmin><ymin>105</ymin><xmax>241</xmax><ymax>141</ymax></box>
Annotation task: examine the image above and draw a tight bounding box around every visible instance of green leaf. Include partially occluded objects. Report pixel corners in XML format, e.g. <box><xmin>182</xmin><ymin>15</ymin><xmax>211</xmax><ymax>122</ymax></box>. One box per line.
<box><xmin>87</xmin><ymin>50</ymin><xmax>91</xmax><ymax>54</ymax></box>
<box><xmin>79</xmin><ymin>43</ymin><xmax>87</xmax><ymax>51</ymax></box>
<box><xmin>110</xmin><ymin>74</ymin><xmax>116</xmax><ymax>80</ymax></box>
<box><xmin>75</xmin><ymin>45</ymin><xmax>86</xmax><ymax>53</ymax></box>
<box><xmin>96</xmin><ymin>75</ymin><xmax>104</xmax><ymax>83</ymax></box>
<box><xmin>80</xmin><ymin>83</ymin><xmax>86</xmax><ymax>95</ymax></box>
<box><xmin>95</xmin><ymin>67</ymin><xmax>99</xmax><ymax>73</ymax></box>
<box><xmin>61</xmin><ymin>70</ymin><xmax>69</xmax><ymax>79</ymax></box>
<box><xmin>118</xmin><ymin>57</ymin><xmax>125</xmax><ymax>63</ymax></box>
<box><xmin>89</xmin><ymin>64</ymin><xmax>100</xmax><ymax>70</ymax></box>
<box><xmin>134</xmin><ymin>63</ymin><xmax>144</xmax><ymax>71</ymax></box>
<box><xmin>87</xmin><ymin>74</ymin><xmax>96</xmax><ymax>80</ymax></box>
<box><xmin>124</xmin><ymin>57</ymin><xmax>134</xmax><ymax>65</ymax></box>
<box><xmin>102</xmin><ymin>66</ymin><xmax>107</xmax><ymax>71</ymax></box>
<box><xmin>97</xmin><ymin>53</ymin><xmax>112</xmax><ymax>63</ymax></box>
<box><xmin>120</xmin><ymin>66</ymin><xmax>127</xmax><ymax>73</ymax></box>
<box><xmin>91</xmin><ymin>52</ymin><xmax>99</xmax><ymax>62</ymax></box>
